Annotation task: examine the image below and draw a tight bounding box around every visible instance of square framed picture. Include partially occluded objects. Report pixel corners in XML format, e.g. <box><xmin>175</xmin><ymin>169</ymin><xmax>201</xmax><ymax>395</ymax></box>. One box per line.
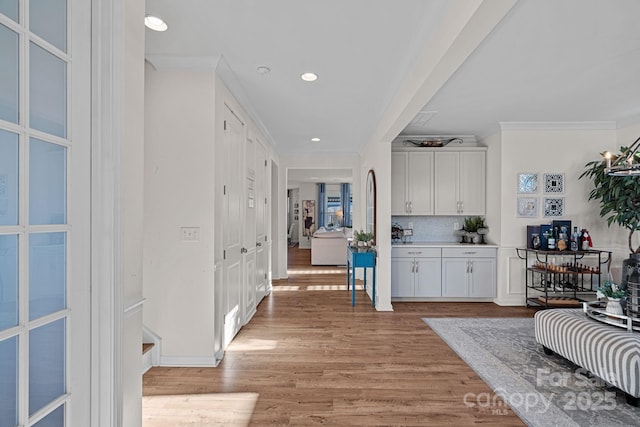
<box><xmin>543</xmin><ymin>197</ymin><xmax>564</xmax><ymax>217</ymax></box>
<box><xmin>544</xmin><ymin>173</ymin><xmax>564</xmax><ymax>194</ymax></box>
<box><xmin>517</xmin><ymin>173</ymin><xmax>539</xmax><ymax>194</ymax></box>
<box><xmin>517</xmin><ymin>197</ymin><xmax>538</xmax><ymax>217</ymax></box>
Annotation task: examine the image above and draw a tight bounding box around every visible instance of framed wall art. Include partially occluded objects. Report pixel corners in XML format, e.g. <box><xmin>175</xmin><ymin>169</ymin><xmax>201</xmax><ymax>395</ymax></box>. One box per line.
<box><xmin>544</xmin><ymin>173</ymin><xmax>564</xmax><ymax>194</ymax></box>
<box><xmin>517</xmin><ymin>173</ymin><xmax>539</xmax><ymax>194</ymax></box>
<box><xmin>517</xmin><ymin>197</ymin><xmax>538</xmax><ymax>218</ymax></box>
<box><xmin>543</xmin><ymin>197</ymin><xmax>564</xmax><ymax>217</ymax></box>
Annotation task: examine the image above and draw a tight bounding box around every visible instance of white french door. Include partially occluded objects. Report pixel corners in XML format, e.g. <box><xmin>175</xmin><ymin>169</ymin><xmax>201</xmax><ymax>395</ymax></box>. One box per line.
<box><xmin>0</xmin><ymin>1</ymin><xmax>90</xmax><ymax>426</ymax></box>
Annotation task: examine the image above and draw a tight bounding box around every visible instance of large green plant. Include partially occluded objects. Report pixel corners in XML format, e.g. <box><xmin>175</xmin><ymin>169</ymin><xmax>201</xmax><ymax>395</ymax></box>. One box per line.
<box><xmin>579</xmin><ymin>147</ymin><xmax>640</xmax><ymax>253</ymax></box>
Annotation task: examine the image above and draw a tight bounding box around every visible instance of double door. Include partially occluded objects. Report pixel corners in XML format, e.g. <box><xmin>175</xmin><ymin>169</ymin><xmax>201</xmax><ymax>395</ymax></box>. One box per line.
<box><xmin>391</xmin><ymin>152</ymin><xmax>434</xmax><ymax>215</ymax></box>
<box><xmin>434</xmin><ymin>151</ymin><xmax>485</xmax><ymax>215</ymax></box>
<box><xmin>441</xmin><ymin>248</ymin><xmax>496</xmax><ymax>298</ymax></box>
<box><xmin>391</xmin><ymin>248</ymin><xmax>441</xmax><ymax>297</ymax></box>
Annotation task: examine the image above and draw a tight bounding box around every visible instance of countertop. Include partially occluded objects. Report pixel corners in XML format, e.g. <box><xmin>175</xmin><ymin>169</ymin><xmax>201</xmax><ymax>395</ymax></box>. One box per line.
<box><xmin>391</xmin><ymin>241</ymin><xmax>499</xmax><ymax>248</ymax></box>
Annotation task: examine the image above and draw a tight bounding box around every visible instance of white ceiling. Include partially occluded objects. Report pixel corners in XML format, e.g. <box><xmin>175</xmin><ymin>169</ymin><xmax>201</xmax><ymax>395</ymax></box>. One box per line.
<box><xmin>145</xmin><ymin>0</ymin><xmax>640</xmax><ymax>158</ymax></box>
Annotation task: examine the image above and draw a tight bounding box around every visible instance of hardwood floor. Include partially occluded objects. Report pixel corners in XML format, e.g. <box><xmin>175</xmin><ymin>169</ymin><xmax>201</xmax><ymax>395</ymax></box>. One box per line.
<box><xmin>143</xmin><ymin>246</ymin><xmax>534</xmax><ymax>426</ymax></box>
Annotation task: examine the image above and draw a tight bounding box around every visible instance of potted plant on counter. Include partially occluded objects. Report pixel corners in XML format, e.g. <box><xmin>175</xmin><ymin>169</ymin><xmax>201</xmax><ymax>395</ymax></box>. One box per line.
<box><xmin>463</xmin><ymin>216</ymin><xmax>488</xmax><ymax>244</ymax></box>
<box><xmin>353</xmin><ymin>230</ymin><xmax>375</xmax><ymax>252</ymax></box>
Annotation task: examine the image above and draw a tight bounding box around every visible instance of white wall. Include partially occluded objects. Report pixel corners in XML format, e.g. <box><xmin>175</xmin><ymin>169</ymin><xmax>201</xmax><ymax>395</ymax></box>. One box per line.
<box><xmin>122</xmin><ymin>0</ymin><xmax>145</xmax><ymax>425</ymax></box>
<box><xmin>143</xmin><ymin>66</ymin><xmax>217</xmax><ymax>360</ymax></box>
<box><xmin>495</xmin><ymin>124</ymin><xmax>627</xmax><ymax>305</ymax></box>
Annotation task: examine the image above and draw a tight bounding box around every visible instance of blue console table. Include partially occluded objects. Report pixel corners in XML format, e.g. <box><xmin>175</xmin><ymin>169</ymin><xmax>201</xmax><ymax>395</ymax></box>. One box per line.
<box><xmin>347</xmin><ymin>246</ymin><xmax>376</xmax><ymax>307</ymax></box>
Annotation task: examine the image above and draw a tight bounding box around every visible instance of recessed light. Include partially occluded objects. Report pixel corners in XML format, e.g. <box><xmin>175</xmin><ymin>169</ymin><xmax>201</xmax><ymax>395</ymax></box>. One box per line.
<box><xmin>145</xmin><ymin>15</ymin><xmax>168</xmax><ymax>32</ymax></box>
<box><xmin>311</xmin><ymin>137</ymin><xmax>321</xmax><ymax>142</ymax></box>
<box><xmin>301</xmin><ymin>72</ymin><xmax>318</xmax><ymax>82</ymax></box>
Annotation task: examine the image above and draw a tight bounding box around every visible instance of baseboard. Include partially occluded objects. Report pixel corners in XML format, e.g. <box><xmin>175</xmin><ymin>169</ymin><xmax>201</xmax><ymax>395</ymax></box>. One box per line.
<box><xmin>494</xmin><ymin>296</ymin><xmax>526</xmax><ymax>306</ymax></box>
<box><xmin>160</xmin><ymin>355</ymin><xmax>220</xmax><ymax>367</ymax></box>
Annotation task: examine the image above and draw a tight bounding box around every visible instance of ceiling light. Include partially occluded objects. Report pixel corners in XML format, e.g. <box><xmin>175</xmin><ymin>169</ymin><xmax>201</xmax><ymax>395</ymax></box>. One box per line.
<box><xmin>257</xmin><ymin>66</ymin><xmax>271</xmax><ymax>75</ymax></box>
<box><xmin>311</xmin><ymin>138</ymin><xmax>321</xmax><ymax>142</ymax></box>
<box><xmin>301</xmin><ymin>72</ymin><xmax>318</xmax><ymax>82</ymax></box>
<box><xmin>145</xmin><ymin>15</ymin><xmax>168</xmax><ymax>32</ymax></box>
<box><xmin>605</xmin><ymin>136</ymin><xmax>640</xmax><ymax>176</ymax></box>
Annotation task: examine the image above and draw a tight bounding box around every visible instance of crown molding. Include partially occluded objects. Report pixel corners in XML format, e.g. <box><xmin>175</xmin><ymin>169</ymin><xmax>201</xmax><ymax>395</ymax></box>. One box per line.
<box><xmin>499</xmin><ymin>121</ymin><xmax>617</xmax><ymax>131</ymax></box>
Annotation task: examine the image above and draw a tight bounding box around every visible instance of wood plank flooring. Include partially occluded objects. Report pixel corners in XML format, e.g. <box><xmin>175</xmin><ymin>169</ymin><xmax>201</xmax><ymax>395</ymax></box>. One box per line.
<box><xmin>143</xmin><ymin>245</ymin><xmax>535</xmax><ymax>426</ymax></box>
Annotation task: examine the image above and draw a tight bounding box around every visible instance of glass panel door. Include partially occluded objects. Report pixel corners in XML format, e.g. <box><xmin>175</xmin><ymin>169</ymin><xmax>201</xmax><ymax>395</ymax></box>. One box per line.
<box><xmin>0</xmin><ymin>1</ymin><xmax>75</xmax><ymax>426</ymax></box>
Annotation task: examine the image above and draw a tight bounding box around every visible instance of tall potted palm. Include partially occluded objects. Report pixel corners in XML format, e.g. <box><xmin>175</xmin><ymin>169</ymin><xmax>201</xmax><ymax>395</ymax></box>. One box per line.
<box><xmin>580</xmin><ymin>147</ymin><xmax>640</xmax><ymax>288</ymax></box>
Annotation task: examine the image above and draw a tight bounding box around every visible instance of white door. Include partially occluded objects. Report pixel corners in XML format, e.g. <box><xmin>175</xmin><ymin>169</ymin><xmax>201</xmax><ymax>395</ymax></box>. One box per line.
<box><xmin>407</xmin><ymin>152</ymin><xmax>434</xmax><ymax>215</ymax></box>
<box><xmin>0</xmin><ymin>1</ymin><xmax>91</xmax><ymax>425</ymax></box>
<box><xmin>255</xmin><ymin>140</ymin><xmax>268</xmax><ymax>301</ymax></box>
<box><xmin>243</xmin><ymin>132</ymin><xmax>256</xmax><ymax>322</ymax></box>
<box><xmin>223</xmin><ymin>107</ymin><xmax>244</xmax><ymax>345</ymax></box>
<box><xmin>414</xmin><ymin>258</ymin><xmax>441</xmax><ymax>297</ymax></box>
<box><xmin>469</xmin><ymin>258</ymin><xmax>496</xmax><ymax>298</ymax></box>
<box><xmin>391</xmin><ymin>152</ymin><xmax>407</xmax><ymax>215</ymax></box>
<box><xmin>459</xmin><ymin>151</ymin><xmax>486</xmax><ymax>215</ymax></box>
<box><xmin>441</xmin><ymin>258</ymin><xmax>469</xmax><ymax>297</ymax></box>
<box><xmin>391</xmin><ymin>258</ymin><xmax>414</xmax><ymax>297</ymax></box>
<box><xmin>434</xmin><ymin>152</ymin><xmax>459</xmax><ymax>215</ymax></box>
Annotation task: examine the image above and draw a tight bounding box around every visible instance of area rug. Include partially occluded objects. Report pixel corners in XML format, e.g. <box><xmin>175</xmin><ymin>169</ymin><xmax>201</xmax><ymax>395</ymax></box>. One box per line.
<box><xmin>423</xmin><ymin>318</ymin><xmax>640</xmax><ymax>427</ymax></box>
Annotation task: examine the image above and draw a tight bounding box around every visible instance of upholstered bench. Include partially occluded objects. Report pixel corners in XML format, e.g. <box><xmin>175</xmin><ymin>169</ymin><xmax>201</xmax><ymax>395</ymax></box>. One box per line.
<box><xmin>534</xmin><ymin>308</ymin><xmax>640</xmax><ymax>406</ymax></box>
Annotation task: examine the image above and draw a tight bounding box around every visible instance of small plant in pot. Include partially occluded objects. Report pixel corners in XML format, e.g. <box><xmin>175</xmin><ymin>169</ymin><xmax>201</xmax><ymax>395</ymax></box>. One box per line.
<box><xmin>463</xmin><ymin>216</ymin><xmax>488</xmax><ymax>244</ymax></box>
<box><xmin>353</xmin><ymin>230</ymin><xmax>374</xmax><ymax>252</ymax></box>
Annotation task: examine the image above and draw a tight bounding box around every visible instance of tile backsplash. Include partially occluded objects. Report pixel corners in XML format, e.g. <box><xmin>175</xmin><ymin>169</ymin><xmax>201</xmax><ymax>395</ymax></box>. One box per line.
<box><xmin>391</xmin><ymin>216</ymin><xmax>463</xmax><ymax>243</ymax></box>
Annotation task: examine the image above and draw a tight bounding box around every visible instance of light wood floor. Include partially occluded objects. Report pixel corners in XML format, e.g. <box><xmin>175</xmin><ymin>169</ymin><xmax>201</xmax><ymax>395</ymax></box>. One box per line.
<box><xmin>143</xmin><ymin>246</ymin><xmax>535</xmax><ymax>426</ymax></box>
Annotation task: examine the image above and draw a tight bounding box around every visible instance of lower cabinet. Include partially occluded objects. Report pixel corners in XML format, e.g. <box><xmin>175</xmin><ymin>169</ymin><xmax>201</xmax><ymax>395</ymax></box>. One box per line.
<box><xmin>441</xmin><ymin>247</ymin><xmax>497</xmax><ymax>298</ymax></box>
<box><xmin>391</xmin><ymin>247</ymin><xmax>441</xmax><ymax>297</ymax></box>
<box><xmin>392</xmin><ymin>246</ymin><xmax>497</xmax><ymax>300</ymax></box>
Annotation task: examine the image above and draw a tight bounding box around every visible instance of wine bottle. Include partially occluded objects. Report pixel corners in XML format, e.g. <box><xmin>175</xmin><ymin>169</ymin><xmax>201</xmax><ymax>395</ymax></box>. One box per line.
<box><xmin>570</xmin><ymin>226</ymin><xmax>579</xmax><ymax>251</ymax></box>
<box><xmin>547</xmin><ymin>228</ymin><xmax>556</xmax><ymax>250</ymax></box>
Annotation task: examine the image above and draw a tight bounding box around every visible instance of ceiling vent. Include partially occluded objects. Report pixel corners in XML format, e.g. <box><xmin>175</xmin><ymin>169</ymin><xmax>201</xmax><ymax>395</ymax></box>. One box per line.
<box><xmin>408</xmin><ymin>110</ymin><xmax>438</xmax><ymax>127</ymax></box>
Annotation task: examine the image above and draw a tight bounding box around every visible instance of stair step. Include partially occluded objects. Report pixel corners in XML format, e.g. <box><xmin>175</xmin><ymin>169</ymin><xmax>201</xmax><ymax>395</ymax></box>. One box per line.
<box><xmin>142</xmin><ymin>343</ymin><xmax>154</xmax><ymax>355</ymax></box>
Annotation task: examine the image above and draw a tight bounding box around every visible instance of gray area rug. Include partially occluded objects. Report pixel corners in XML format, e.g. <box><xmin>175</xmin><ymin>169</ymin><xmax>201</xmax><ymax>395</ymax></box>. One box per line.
<box><xmin>423</xmin><ymin>317</ymin><xmax>640</xmax><ymax>427</ymax></box>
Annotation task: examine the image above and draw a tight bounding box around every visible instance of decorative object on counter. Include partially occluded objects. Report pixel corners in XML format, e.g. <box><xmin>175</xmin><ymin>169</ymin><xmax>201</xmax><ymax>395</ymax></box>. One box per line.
<box><xmin>517</xmin><ymin>172</ymin><xmax>539</xmax><ymax>194</ymax></box>
<box><xmin>462</xmin><ymin>216</ymin><xmax>487</xmax><ymax>244</ymax></box>
<box><xmin>517</xmin><ymin>196</ymin><xmax>538</xmax><ymax>217</ymax></box>
<box><xmin>352</xmin><ymin>229</ymin><xmax>375</xmax><ymax>252</ymax></box>
<box><xmin>543</xmin><ymin>197</ymin><xmax>564</xmax><ymax>217</ymax></box>
<box><xmin>402</xmin><ymin>137</ymin><xmax>463</xmax><ymax>148</ymax></box>
<box><xmin>543</xmin><ymin>173</ymin><xmax>564</xmax><ymax>193</ymax></box>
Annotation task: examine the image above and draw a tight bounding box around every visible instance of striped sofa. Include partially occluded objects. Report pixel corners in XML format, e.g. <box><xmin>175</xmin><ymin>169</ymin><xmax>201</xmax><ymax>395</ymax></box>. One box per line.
<box><xmin>534</xmin><ymin>309</ymin><xmax>640</xmax><ymax>406</ymax></box>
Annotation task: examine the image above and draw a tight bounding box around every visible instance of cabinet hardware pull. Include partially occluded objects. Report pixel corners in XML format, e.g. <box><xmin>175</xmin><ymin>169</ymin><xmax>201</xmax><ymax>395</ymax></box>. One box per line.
<box><xmin>409</xmin><ymin>201</ymin><xmax>413</xmax><ymax>213</ymax></box>
<box><xmin>463</xmin><ymin>251</ymin><xmax>476</xmax><ymax>254</ymax></box>
<box><xmin>460</xmin><ymin>201</ymin><xmax>464</xmax><ymax>213</ymax></box>
<box><xmin>407</xmin><ymin>251</ymin><xmax>422</xmax><ymax>255</ymax></box>
<box><xmin>470</xmin><ymin>261</ymin><xmax>473</xmax><ymax>273</ymax></box>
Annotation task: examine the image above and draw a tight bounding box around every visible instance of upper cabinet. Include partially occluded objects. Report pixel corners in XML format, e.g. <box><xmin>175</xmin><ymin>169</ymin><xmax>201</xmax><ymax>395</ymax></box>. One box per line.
<box><xmin>434</xmin><ymin>150</ymin><xmax>486</xmax><ymax>216</ymax></box>
<box><xmin>391</xmin><ymin>152</ymin><xmax>434</xmax><ymax>215</ymax></box>
<box><xmin>392</xmin><ymin>146</ymin><xmax>486</xmax><ymax>217</ymax></box>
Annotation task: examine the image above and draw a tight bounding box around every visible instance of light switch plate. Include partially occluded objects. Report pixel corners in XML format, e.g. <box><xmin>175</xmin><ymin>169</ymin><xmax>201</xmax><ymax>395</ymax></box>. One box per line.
<box><xmin>180</xmin><ymin>226</ymin><xmax>200</xmax><ymax>241</ymax></box>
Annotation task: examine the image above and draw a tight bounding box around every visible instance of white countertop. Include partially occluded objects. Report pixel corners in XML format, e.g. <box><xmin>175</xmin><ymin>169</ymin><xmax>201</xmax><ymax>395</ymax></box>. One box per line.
<box><xmin>392</xmin><ymin>241</ymin><xmax>499</xmax><ymax>248</ymax></box>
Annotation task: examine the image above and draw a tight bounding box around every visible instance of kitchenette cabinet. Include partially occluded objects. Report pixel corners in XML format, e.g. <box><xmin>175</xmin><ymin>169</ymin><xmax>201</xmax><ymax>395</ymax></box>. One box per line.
<box><xmin>441</xmin><ymin>247</ymin><xmax>496</xmax><ymax>298</ymax></box>
<box><xmin>391</xmin><ymin>247</ymin><xmax>441</xmax><ymax>298</ymax></box>
<box><xmin>391</xmin><ymin>151</ymin><xmax>434</xmax><ymax>215</ymax></box>
<box><xmin>391</xmin><ymin>244</ymin><xmax>497</xmax><ymax>300</ymax></box>
<box><xmin>434</xmin><ymin>150</ymin><xmax>486</xmax><ymax>215</ymax></box>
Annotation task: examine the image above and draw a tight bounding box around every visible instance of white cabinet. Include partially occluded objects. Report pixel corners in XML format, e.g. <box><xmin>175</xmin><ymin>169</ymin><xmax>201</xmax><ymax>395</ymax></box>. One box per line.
<box><xmin>391</xmin><ymin>152</ymin><xmax>434</xmax><ymax>215</ymax></box>
<box><xmin>441</xmin><ymin>247</ymin><xmax>496</xmax><ymax>298</ymax></box>
<box><xmin>434</xmin><ymin>150</ymin><xmax>486</xmax><ymax>215</ymax></box>
<box><xmin>391</xmin><ymin>247</ymin><xmax>441</xmax><ymax>297</ymax></box>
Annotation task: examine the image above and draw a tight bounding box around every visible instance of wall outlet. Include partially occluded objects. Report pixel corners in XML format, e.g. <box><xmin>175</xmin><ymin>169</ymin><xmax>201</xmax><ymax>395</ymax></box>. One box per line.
<box><xmin>454</xmin><ymin>222</ymin><xmax>460</xmax><ymax>230</ymax></box>
<box><xmin>180</xmin><ymin>226</ymin><xmax>200</xmax><ymax>241</ymax></box>
<box><xmin>408</xmin><ymin>222</ymin><xmax>413</xmax><ymax>229</ymax></box>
